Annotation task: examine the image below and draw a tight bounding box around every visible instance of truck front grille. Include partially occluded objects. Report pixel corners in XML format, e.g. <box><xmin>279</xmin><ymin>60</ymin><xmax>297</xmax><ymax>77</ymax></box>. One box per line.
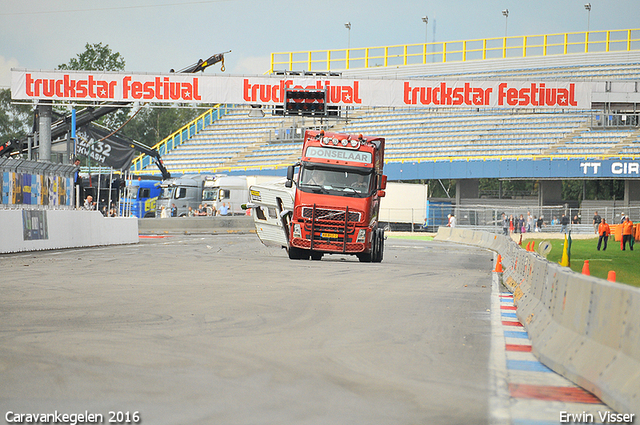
<box><xmin>301</xmin><ymin>207</ymin><xmax>361</xmax><ymax>223</ymax></box>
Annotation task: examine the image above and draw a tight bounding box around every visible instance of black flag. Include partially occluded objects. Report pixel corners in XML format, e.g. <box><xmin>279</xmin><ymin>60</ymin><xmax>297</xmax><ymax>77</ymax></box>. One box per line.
<box><xmin>76</xmin><ymin>124</ymin><xmax>136</xmax><ymax>171</ymax></box>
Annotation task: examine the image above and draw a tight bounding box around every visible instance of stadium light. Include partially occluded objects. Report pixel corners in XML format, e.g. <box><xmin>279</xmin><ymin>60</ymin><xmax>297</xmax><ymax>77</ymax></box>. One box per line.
<box><xmin>502</xmin><ymin>9</ymin><xmax>509</xmax><ymax>38</ymax></box>
<box><xmin>345</xmin><ymin>22</ymin><xmax>351</xmax><ymax>49</ymax></box>
<box><xmin>584</xmin><ymin>3</ymin><xmax>591</xmax><ymax>33</ymax></box>
<box><xmin>422</xmin><ymin>16</ymin><xmax>428</xmax><ymax>45</ymax></box>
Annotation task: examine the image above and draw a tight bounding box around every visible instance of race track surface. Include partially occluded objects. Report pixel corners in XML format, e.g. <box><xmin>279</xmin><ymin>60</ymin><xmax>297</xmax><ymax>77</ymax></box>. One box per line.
<box><xmin>0</xmin><ymin>235</ymin><xmax>493</xmax><ymax>425</ymax></box>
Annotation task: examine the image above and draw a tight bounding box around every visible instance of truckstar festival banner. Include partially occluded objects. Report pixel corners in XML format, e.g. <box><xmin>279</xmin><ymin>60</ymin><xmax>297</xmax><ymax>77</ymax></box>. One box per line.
<box><xmin>11</xmin><ymin>69</ymin><xmax>591</xmax><ymax>109</ymax></box>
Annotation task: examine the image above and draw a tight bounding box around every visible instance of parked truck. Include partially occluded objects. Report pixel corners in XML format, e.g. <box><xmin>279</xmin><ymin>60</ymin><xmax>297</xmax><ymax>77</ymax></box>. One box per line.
<box><xmin>155</xmin><ymin>174</ymin><xmax>248</xmax><ymax>217</ymax></box>
<box><xmin>249</xmin><ymin>130</ymin><xmax>387</xmax><ymax>262</ymax></box>
<box><xmin>119</xmin><ymin>178</ymin><xmax>162</xmax><ymax>218</ymax></box>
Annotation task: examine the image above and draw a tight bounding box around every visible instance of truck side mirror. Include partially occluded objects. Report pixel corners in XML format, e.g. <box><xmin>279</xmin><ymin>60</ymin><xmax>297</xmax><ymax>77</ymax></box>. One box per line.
<box><xmin>377</xmin><ymin>190</ymin><xmax>386</xmax><ymax>198</ymax></box>
<box><xmin>285</xmin><ymin>165</ymin><xmax>295</xmax><ymax>188</ymax></box>
<box><xmin>379</xmin><ymin>174</ymin><xmax>387</xmax><ymax>190</ymax></box>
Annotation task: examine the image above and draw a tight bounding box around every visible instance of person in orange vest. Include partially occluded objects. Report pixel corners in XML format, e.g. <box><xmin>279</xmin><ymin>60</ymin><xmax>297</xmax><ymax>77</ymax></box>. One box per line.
<box><xmin>622</xmin><ymin>216</ymin><xmax>634</xmax><ymax>251</ymax></box>
<box><xmin>597</xmin><ymin>218</ymin><xmax>611</xmax><ymax>251</ymax></box>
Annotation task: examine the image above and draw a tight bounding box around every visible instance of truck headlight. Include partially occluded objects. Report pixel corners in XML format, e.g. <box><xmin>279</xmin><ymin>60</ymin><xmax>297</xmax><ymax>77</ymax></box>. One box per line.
<box><xmin>293</xmin><ymin>223</ymin><xmax>302</xmax><ymax>238</ymax></box>
<box><xmin>356</xmin><ymin>229</ymin><xmax>366</xmax><ymax>243</ymax></box>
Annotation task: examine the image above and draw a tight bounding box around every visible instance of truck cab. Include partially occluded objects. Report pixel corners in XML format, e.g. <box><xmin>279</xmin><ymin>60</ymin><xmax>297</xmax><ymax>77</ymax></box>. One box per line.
<box><xmin>202</xmin><ymin>176</ymin><xmax>249</xmax><ymax>216</ymax></box>
<box><xmin>156</xmin><ymin>174</ymin><xmax>207</xmax><ymax>217</ymax></box>
<box><xmin>285</xmin><ymin>130</ymin><xmax>387</xmax><ymax>262</ymax></box>
<box><xmin>119</xmin><ymin>179</ymin><xmax>162</xmax><ymax>218</ymax></box>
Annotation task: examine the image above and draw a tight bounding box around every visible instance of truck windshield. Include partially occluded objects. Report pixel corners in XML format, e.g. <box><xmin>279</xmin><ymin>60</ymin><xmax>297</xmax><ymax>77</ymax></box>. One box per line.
<box><xmin>159</xmin><ymin>187</ymin><xmax>174</xmax><ymax>200</ymax></box>
<box><xmin>124</xmin><ymin>186</ymin><xmax>139</xmax><ymax>200</ymax></box>
<box><xmin>202</xmin><ymin>188</ymin><xmax>217</xmax><ymax>201</ymax></box>
<box><xmin>299</xmin><ymin>166</ymin><xmax>372</xmax><ymax>197</ymax></box>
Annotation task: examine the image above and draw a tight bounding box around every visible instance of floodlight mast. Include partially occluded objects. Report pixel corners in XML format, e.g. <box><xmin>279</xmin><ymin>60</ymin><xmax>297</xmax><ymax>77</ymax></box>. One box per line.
<box><xmin>502</xmin><ymin>9</ymin><xmax>509</xmax><ymax>38</ymax></box>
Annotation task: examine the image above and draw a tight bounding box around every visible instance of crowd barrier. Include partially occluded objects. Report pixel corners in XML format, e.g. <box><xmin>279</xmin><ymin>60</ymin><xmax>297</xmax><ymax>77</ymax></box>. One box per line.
<box><xmin>0</xmin><ymin>209</ymin><xmax>138</xmax><ymax>254</ymax></box>
<box><xmin>434</xmin><ymin>227</ymin><xmax>640</xmax><ymax>414</ymax></box>
<box><xmin>137</xmin><ymin>215</ymin><xmax>255</xmax><ymax>234</ymax></box>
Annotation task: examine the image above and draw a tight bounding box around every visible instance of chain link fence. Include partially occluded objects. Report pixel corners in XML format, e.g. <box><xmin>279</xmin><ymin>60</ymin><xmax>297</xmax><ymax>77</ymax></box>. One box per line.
<box><xmin>379</xmin><ymin>203</ymin><xmax>640</xmax><ymax>233</ymax></box>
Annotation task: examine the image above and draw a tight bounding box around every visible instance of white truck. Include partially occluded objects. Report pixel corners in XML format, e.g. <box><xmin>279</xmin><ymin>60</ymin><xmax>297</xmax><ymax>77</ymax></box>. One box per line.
<box><xmin>156</xmin><ymin>174</ymin><xmax>249</xmax><ymax>217</ymax></box>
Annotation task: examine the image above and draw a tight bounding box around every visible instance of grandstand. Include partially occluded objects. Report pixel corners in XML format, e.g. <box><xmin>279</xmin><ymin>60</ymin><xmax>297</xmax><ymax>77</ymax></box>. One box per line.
<box><xmin>131</xmin><ymin>27</ymin><xmax>640</xmax><ymax>219</ymax></box>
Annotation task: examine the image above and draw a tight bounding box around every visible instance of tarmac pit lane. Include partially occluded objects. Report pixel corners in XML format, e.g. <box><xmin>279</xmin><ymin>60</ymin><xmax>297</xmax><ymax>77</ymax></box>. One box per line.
<box><xmin>0</xmin><ymin>235</ymin><xmax>493</xmax><ymax>425</ymax></box>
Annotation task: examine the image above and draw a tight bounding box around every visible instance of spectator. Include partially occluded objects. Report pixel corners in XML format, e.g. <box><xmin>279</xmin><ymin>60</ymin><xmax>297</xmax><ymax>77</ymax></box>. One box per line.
<box><xmin>449</xmin><ymin>214</ymin><xmax>456</xmax><ymax>228</ymax></box>
<box><xmin>593</xmin><ymin>211</ymin><xmax>602</xmax><ymax>235</ymax></box>
<box><xmin>620</xmin><ymin>213</ymin><xmax>626</xmax><ymax>224</ymax></box>
<box><xmin>560</xmin><ymin>214</ymin><xmax>569</xmax><ymax>233</ymax></box>
<box><xmin>551</xmin><ymin>216</ymin><xmax>558</xmax><ymax>225</ymax></box>
<box><xmin>83</xmin><ymin>195</ymin><xmax>95</xmax><ymax>210</ymax></box>
<box><xmin>572</xmin><ymin>215</ymin><xmax>580</xmax><ymax>224</ymax></box>
<box><xmin>73</xmin><ymin>157</ymin><xmax>83</xmax><ymax>208</ymax></box>
<box><xmin>518</xmin><ymin>214</ymin><xmax>525</xmax><ymax>233</ymax></box>
<box><xmin>509</xmin><ymin>214</ymin><xmax>515</xmax><ymax>234</ymax></box>
<box><xmin>597</xmin><ymin>218</ymin><xmax>610</xmax><ymax>251</ymax></box>
<box><xmin>160</xmin><ymin>206</ymin><xmax>168</xmax><ymax>218</ymax></box>
<box><xmin>501</xmin><ymin>213</ymin><xmax>509</xmax><ymax>236</ymax></box>
<box><xmin>171</xmin><ymin>204</ymin><xmax>178</xmax><ymax>217</ymax></box>
<box><xmin>187</xmin><ymin>206</ymin><xmax>195</xmax><ymax>217</ymax></box>
<box><xmin>197</xmin><ymin>204</ymin><xmax>208</xmax><ymax>216</ymax></box>
<box><xmin>537</xmin><ymin>215</ymin><xmax>544</xmax><ymax>232</ymax></box>
<box><xmin>219</xmin><ymin>203</ymin><xmax>229</xmax><ymax>216</ymax></box>
<box><xmin>527</xmin><ymin>211</ymin><xmax>534</xmax><ymax>232</ymax></box>
<box><xmin>622</xmin><ymin>216</ymin><xmax>634</xmax><ymax>251</ymax></box>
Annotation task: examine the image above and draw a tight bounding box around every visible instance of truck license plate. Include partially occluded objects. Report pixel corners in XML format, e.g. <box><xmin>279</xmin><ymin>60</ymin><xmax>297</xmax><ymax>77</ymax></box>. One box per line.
<box><xmin>321</xmin><ymin>232</ymin><xmax>339</xmax><ymax>239</ymax></box>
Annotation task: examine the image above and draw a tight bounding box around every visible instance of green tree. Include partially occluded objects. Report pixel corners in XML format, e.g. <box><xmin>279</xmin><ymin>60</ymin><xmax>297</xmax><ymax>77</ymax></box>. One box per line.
<box><xmin>0</xmin><ymin>88</ymin><xmax>32</xmax><ymax>144</ymax></box>
<box><xmin>56</xmin><ymin>42</ymin><xmax>201</xmax><ymax>148</ymax></box>
<box><xmin>57</xmin><ymin>42</ymin><xmax>125</xmax><ymax>71</ymax></box>
<box><xmin>120</xmin><ymin>105</ymin><xmax>201</xmax><ymax>147</ymax></box>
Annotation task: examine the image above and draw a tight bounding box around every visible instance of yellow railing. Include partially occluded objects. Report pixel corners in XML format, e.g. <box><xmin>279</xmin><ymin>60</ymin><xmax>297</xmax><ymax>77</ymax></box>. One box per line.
<box><xmin>271</xmin><ymin>28</ymin><xmax>640</xmax><ymax>72</ymax></box>
<box><xmin>130</xmin><ymin>104</ymin><xmax>228</xmax><ymax>174</ymax></box>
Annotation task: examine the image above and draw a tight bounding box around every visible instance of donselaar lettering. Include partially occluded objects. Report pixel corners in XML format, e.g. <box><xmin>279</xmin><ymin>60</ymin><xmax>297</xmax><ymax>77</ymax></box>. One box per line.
<box><xmin>305</xmin><ymin>146</ymin><xmax>372</xmax><ymax>164</ymax></box>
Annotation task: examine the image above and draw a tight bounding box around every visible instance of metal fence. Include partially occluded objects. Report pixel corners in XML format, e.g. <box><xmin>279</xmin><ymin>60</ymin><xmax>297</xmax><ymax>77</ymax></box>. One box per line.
<box><xmin>0</xmin><ymin>157</ymin><xmax>77</xmax><ymax>209</ymax></box>
<box><xmin>378</xmin><ymin>203</ymin><xmax>640</xmax><ymax>233</ymax></box>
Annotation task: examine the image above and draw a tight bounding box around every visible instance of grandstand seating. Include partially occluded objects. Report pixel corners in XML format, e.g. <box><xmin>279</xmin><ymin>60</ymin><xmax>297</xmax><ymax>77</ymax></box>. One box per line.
<box><xmin>133</xmin><ymin>35</ymin><xmax>640</xmax><ymax>175</ymax></box>
<box><xmin>138</xmin><ymin>105</ymin><xmax>639</xmax><ymax>174</ymax></box>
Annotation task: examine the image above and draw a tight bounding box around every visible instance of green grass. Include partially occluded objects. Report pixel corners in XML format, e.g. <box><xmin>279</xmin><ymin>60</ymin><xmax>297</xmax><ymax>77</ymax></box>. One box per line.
<box><xmin>523</xmin><ymin>237</ymin><xmax>640</xmax><ymax>288</ymax></box>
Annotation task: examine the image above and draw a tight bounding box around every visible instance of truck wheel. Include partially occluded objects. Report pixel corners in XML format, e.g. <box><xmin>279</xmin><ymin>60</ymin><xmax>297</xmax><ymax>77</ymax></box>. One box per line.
<box><xmin>359</xmin><ymin>230</ymin><xmax>376</xmax><ymax>262</ymax></box>
<box><xmin>310</xmin><ymin>251</ymin><xmax>323</xmax><ymax>261</ymax></box>
<box><xmin>373</xmin><ymin>229</ymin><xmax>384</xmax><ymax>263</ymax></box>
<box><xmin>288</xmin><ymin>246</ymin><xmax>310</xmax><ymax>260</ymax></box>
<box><xmin>358</xmin><ymin>253</ymin><xmax>372</xmax><ymax>262</ymax></box>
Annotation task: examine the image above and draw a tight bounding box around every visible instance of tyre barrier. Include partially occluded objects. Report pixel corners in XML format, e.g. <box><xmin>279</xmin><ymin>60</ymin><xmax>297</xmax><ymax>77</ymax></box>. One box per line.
<box><xmin>434</xmin><ymin>227</ymin><xmax>640</xmax><ymax>414</ymax></box>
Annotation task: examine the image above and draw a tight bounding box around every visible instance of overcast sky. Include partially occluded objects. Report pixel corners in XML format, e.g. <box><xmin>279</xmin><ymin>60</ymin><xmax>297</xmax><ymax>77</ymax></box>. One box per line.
<box><xmin>1</xmin><ymin>0</ymin><xmax>638</xmax><ymax>88</ymax></box>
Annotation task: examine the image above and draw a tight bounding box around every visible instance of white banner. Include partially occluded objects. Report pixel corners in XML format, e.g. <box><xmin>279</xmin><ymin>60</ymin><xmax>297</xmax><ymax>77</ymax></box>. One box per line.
<box><xmin>11</xmin><ymin>69</ymin><xmax>592</xmax><ymax>109</ymax></box>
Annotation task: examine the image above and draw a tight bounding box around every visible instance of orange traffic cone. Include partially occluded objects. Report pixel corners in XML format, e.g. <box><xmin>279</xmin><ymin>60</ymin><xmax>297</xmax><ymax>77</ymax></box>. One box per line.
<box><xmin>607</xmin><ymin>270</ymin><xmax>616</xmax><ymax>282</ymax></box>
<box><xmin>582</xmin><ymin>260</ymin><xmax>590</xmax><ymax>276</ymax></box>
<box><xmin>495</xmin><ymin>254</ymin><xmax>503</xmax><ymax>273</ymax></box>
<box><xmin>527</xmin><ymin>241</ymin><xmax>533</xmax><ymax>251</ymax></box>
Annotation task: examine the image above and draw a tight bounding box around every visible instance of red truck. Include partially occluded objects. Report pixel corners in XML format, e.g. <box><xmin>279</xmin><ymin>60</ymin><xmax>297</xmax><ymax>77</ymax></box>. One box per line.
<box><xmin>284</xmin><ymin>129</ymin><xmax>387</xmax><ymax>262</ymax></box>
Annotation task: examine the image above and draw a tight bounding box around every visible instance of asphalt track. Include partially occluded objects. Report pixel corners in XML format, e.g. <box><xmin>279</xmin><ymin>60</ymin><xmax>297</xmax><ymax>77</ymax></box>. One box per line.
<box><xmin>0</xmin><ymin>234</ymin><xmax>494</xmax><ymax>425</ymax></box>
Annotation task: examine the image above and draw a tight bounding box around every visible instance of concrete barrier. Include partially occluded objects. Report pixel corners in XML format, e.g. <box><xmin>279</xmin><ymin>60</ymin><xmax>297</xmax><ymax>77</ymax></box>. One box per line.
<box><xmin>0</xmin><ymin>209</ymin><xmax>138</xmax><ymax>254</ymax></box>
<box><xmin>434</xmin><ymin>227</ymin><xmax>640</xmax><ymax>414</ymax></box>
<box><xmin>137</xmin><ymin>216</ymin><xmax>256</xmax><ymax>234</ymax></box>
